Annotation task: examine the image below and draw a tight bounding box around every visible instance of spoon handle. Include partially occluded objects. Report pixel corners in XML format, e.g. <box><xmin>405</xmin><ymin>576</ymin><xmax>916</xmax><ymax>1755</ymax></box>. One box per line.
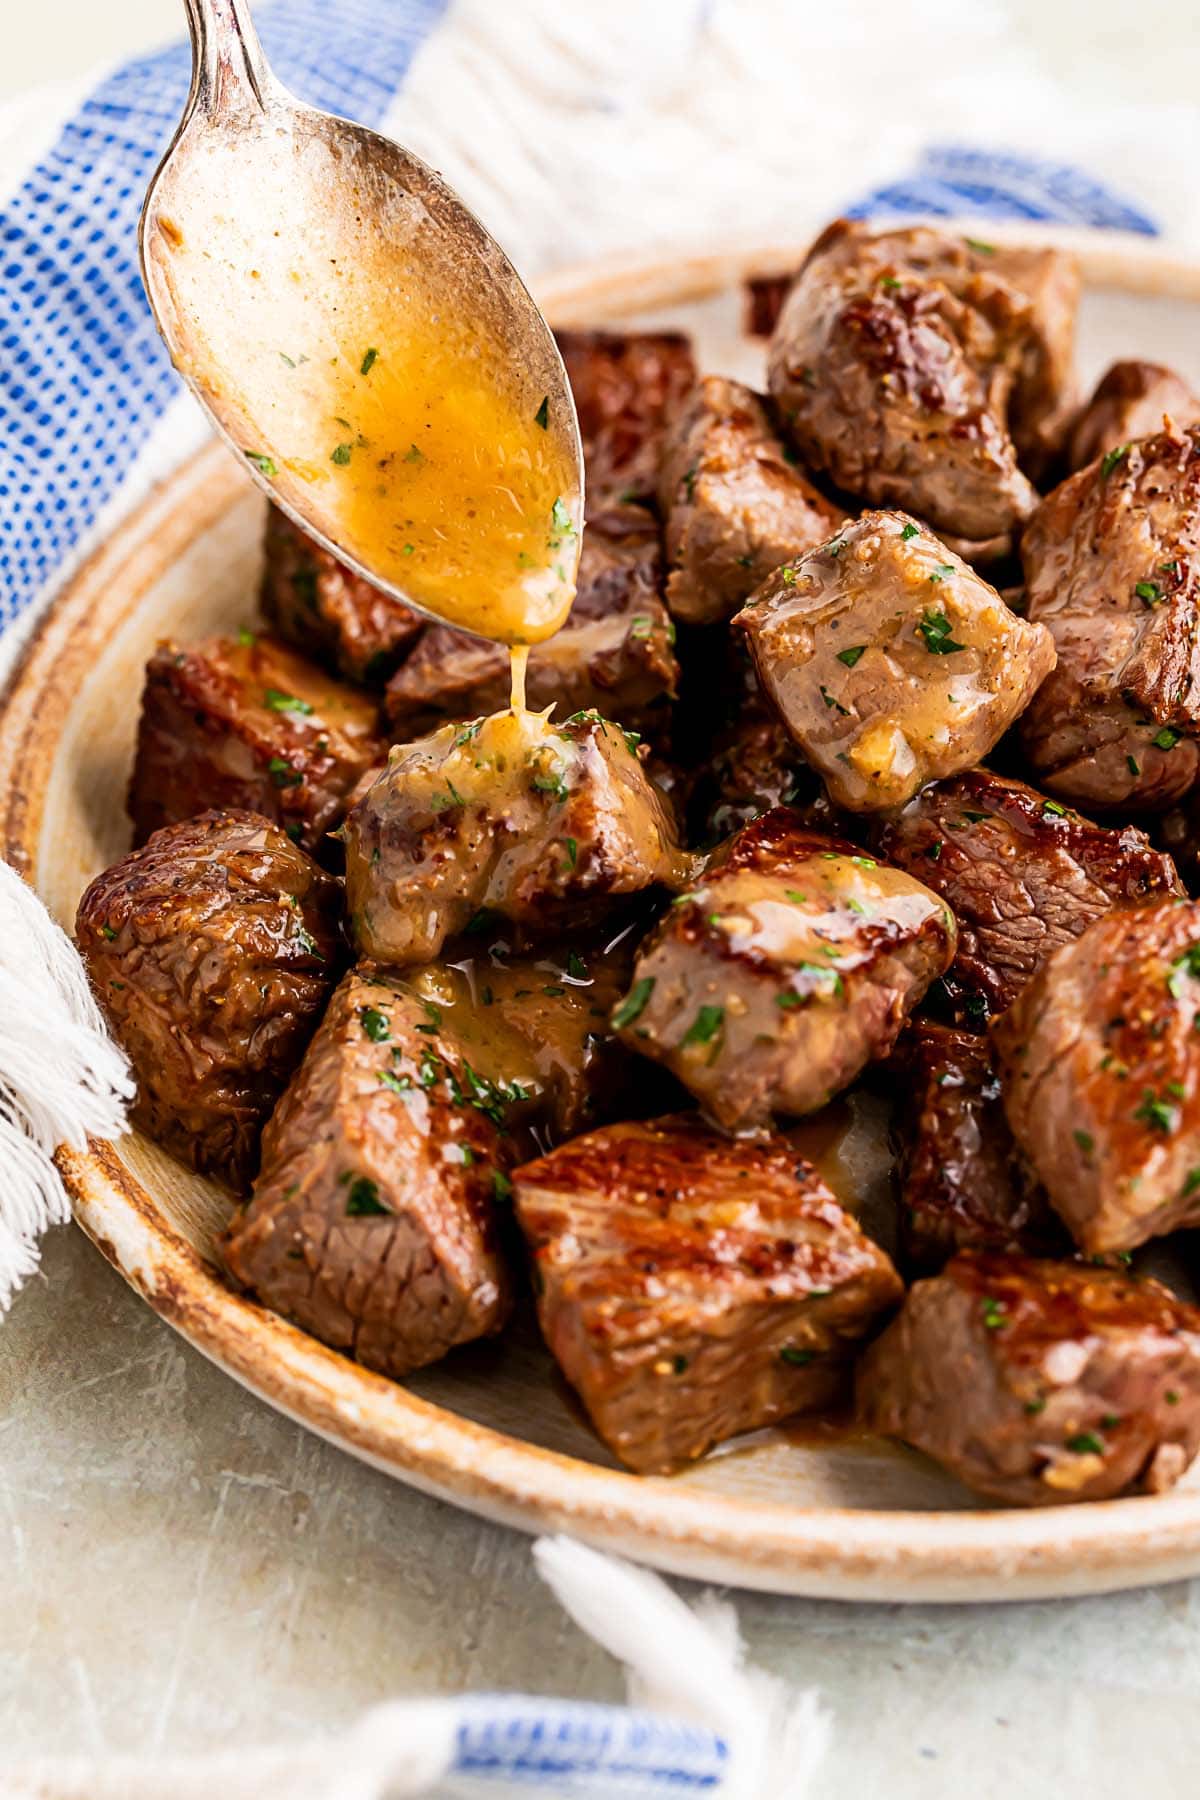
<box><xmin>182</xmin><ymin>0</ymin><xmax>279</xmax><ymax>119</ymax></box>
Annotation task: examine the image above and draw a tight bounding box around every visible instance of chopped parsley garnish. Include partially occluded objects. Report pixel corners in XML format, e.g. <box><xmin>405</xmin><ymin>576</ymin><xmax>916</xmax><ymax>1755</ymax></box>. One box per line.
<box><xmin>330</xmin><ymin>442</ymin><xmax>353</xmax><ymax>466</ymax></box>
<box><xmin>1184</xmin><ymin>1168</ymin><xmax>1200</xmax><ymax>1197</ymax></box>
<box><xmin>672</xmin><ymin>1354</ymin><xmax>689</xmax><ymax>1374</ymax></box>
<box><xmin>1152</xmin><ymin>726</ymin><xmax>1181</xmax><ymax>751</ymax></box>
<box><xmin>836</xmin><ymin>645</ymin><xmax>866</xmax><ymax>667</ymax></box>
<box><xmin>491</xmin><ymin>1169</ymin><xmax>514</xmax><ymax>1204</ymax></box>
<box><xmin>404</xmin><ymin>443</ymin><xmax>425</xmax><ymax>464</ymax></box>
<box><xmin>928</xmin><ymin>563</ymin><xmax>956</xmax><ymax>583</ymax></box>
<box><xmin>1024</xmin><ymin>1396</ymin><xmax>1046</xmax><ymax>1415</ymax></box>
<box><xmin>630</xmin><ymin>615</ymin><xmax>653</xmax><ymax>640</ymax></box>
<box><xmin>981</xmin><ymin>1297</ymin><xmax>1007</xmax><ymax>1329</ymax></box>
<box><xmin>917</xmin><ymin>609</ymin><xmax>965</xmax><ymax>654</ymax></box>
<box><xmin>264</xmin><ymin>688</ymin><xmax>313</xmax><ymax>715</ymax></box>
<box><xmin>1135</xmin><ymin>581</ymin><xmax>1163</xmax><ymax>606</ymax></box>
<box><xmin>360</xmin><ymin>347</ymin><xmax>379</xmax><ymax>375</ymax></box>
<box><xmin>534</xmin><ymin>395</ymin><xmax>549</xmax><ymax>430</ymax></box>
<box><xmin>965</xmin><ymin>237</ymin><xmax>996</xmax><ymax>254</ymax></box>
<box><xmin>550</xmin><ymin>497</ymin><xmax>575</xmax><ymax>536</ymax></box>
<box><xmin>345</xmin><ymin>1176</ymin><xmax>390</xmax><ymax>1217</ymax></box>
<box><xmin>1066</xmin><ymin>1432</ymin><xmax>1105</xmax><ymax>1455</ymax></box>
<box><xmin>100</xmin><ymin>923</ymin><xmax>118</xmax><ymax>941</ymax></box>
<box><xmin>879</xmin><ymin>274</ymin><xmax>902</xmax><ymax>291</ymax></box>
<box><xmin>1074</xmin><ymin>1129</ymin><xmax>1095</xmax><ymax>1154</ymax></box>
<box><xmin>682</xmin><ymin>1004</ymin><xmax>725</xmax><ymax>1048</ymax></box>
<box><xmin>780</xmin><ymin>1347</ymin><xmax>815</xmax><ymax>1366</ymax></box>
<box><xmin>613</xmin><ymin>978</ymin><xmax>655</xmax><ymax>1029</ymax></box>
<box><xmin>244</xmin><ymin>450</ymin><xmax>277</xmax><ymax>477</ymax></box>
<box><xmin>1127</xmin><ymin>754</ymin><xmax>1141</xmax><ymax>776</ymax></box>
<box><xmin>1043</xmin><ymin>799</ymin><xmax>1067</xmax><ymax>816</ymax></box>
<box><xmin>378</xmin><ymin>1069</ymin><xmax>412</xmax><ymax>1096</ymax></box>
<box><xmin>1100</xmin><ymin>444</ymin><xmax>1130</xmax><ymax>478</ymax></box>
<box><xmin>1134</xmin><ymin>1089</ymin><xmax>1177</xmax><ymax>1134</ymax></box>
<box><xmin>563</xmin><ymin>836</ymin><xmax>578</xmax><ymax>868</ymax></box>
<box><xmin>359</xmin><ymin>1006</ymin><xmax>390</xmax><ymax>1042</ymax></box>
<box><xmin>900</xmin><ymin>522</ymin><xmax>919</xmax><ymax>540</ymax></box>
<box><xmin>819</xmin><ymin>684</ymin><xmax>849</xmax><ymax>714</ymax></box>
<box><xmin>566</xmin><ymin>950</ymin><xmax>588</xmax><ymax>981</ymax></box>
<box><xmin>267</xmin><ymin>756</ymin><xmax>302</xmax><ymax>788</ymax></box>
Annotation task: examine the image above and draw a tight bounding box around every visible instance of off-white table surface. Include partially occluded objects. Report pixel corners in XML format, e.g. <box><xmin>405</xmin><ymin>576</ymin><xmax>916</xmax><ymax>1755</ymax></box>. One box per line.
<box><xmin>4</xmin><ymin>1222</ymin><xmax>1200</xmax><ymax>1796</ymax></box>
<box><xmin>5</xmin><ymin>5</ymin><xmax>1200</xmax><ymax>1796</ymax></box>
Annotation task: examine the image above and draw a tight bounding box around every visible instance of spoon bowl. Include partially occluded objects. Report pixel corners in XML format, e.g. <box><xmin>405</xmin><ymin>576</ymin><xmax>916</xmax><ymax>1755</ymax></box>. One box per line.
<box><xmin>140</xmin><ymin>0</ymin><xmax>584</xmax><ymax>645</ymax></box>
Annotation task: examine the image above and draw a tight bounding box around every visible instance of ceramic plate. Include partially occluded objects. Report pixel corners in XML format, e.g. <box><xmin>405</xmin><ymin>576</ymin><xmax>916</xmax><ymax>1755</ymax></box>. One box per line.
<box><xmin>8</xmin><ymin>229</ymin><xmax>1200</xmax><ymax>1601</ymax></box>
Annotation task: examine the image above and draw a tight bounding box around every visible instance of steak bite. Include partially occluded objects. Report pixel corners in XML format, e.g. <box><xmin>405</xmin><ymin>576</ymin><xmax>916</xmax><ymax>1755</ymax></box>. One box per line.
<box><xmin>734</xmin><ymin>511</ymin><xmax>1055</xmax><ymax>813</ymax></box>
<box><xmin>222</xmin><ymin>970</ymin><xmax>514</xmax><ymax>1378</ymax></box>
<box><xmin>514</xmin><ymin>1114</ymin><xmax>903</xmax><ymax>1474</ymax></box>
<box><xmin>397</xmin><ymin>936</ymin><xmax>637</xmax><ymax>1143</ymax></box>
<box><xmin>1068</xmin><ymin>360</ymin><xmax>1200</xmax><ymax>474</ymax></box>
<box><xmin>898</xmin><ymin>1023</ymin><xmax>1064</xmax><ymax>1273</ymax></box>
<box><xmin>76</xmin><ymin>809</ymin><xmax>341</xmax><ymax>1191</ymax></box>
<box><xmin>343</xmin><ymin>708</ymin><xmax>695</xmax><ymax>966</ymax></box>
<box><xmin>876</xmin><ymin>768</ymin><xmax>1183</xmax><ymax>1023</ymax></box>
<box><xmin>384</xmin><ymin>518</ymin><xmax>677</xmax><ymax>738</ymax></box>
<box><xmin>554</xmin><ymin>328</ymin><xmax>696</xmax><ymax>508</ymax></box>
<box><xmin>858</xmin><ymin>1251</ymin><xmax>1200</xmax><ymax>1505</ymax></box>
<box><xmin>129</xmin><ymin>631</ymin><xmax>383</xmax><ymax>854</ymax></box>
<box><xmin>612</xmin><ymin>809</ymin><xmax>955</xmax><ymax>1133</ymax></box>
<box><xmin>656</xmin><ymin>375</ymin><xmax>843</xmax><ymax>626</ymax></box>
<box><xmin>260</xmin><ymin>503</ymin><xmax>424</xmax><ymax>685</ymax></box>
<box><xmin>766</xmin><ymin>219</ymin><xmax>1068</xmax><ymax>557</ymax></box>
<box><xmin>993</xmin><ymin>900</ymin><xmax>1200</xmax><ymax>1254</ymax></box>
<box><xmin>1018</xmin><ymin>424</ymin><xmax>1200</xmax><ymax>811</ymax></box>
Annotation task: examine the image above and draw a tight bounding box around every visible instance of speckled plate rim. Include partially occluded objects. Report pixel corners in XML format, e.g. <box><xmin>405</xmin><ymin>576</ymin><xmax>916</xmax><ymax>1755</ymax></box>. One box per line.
<box><xmin>8</xmin><ymin>229</ymin><xmax>1200</xmax><ymax>1603</ymax></box>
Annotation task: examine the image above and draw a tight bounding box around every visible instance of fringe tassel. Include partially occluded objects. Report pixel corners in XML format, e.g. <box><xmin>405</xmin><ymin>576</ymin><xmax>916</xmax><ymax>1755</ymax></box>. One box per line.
<box><xmin>0</xmin><ymin>862</ymin><xmax>132</xmax><ymax>1314</ymax></box>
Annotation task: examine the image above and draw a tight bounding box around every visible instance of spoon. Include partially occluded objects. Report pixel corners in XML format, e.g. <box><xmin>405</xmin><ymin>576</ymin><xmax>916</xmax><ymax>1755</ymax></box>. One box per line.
<box><xmin>140</xmin><ymin>0</ymin><xmax>584</xmax><ymax>649</ymax></box>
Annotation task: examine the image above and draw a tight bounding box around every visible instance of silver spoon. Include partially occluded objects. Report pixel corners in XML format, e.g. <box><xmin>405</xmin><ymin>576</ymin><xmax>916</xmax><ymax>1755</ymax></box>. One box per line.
<box><xmin>140</xmin><ymin>0</ymin><xmax>584</xmax><ymax>647</ymax></box>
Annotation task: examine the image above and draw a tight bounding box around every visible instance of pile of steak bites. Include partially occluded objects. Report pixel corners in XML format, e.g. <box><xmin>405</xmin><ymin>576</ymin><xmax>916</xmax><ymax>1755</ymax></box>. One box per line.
<box><xmin>78</xmin><ymin>218</ymin><xmax>1200</xmax><ymax>1503</ymax></box>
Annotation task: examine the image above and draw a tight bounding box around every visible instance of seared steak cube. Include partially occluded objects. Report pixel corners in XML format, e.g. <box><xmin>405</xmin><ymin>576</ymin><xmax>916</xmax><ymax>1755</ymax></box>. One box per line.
<box><xmin>514</xmin><ymin>1114</ymin><xmax>903</xmax><ymax>1474</ymax></box>
<box><xmin>385</xmin><ymin>518</ymin><xmax>677</xmax><ymax>737</ymax></box>
<box><xmin>612</xmin><ymin>809</ymin><xmax>955</xmax><ymax>1132</ymax></box>
<box><xmin>222</xmin><ymin>970</ymin><xmax>514</xmax><ymax>1378</ymax></box>
<box><xmin>129</xmin><ymin>631</ymin><xmax>382</xmax><ymax>854</ymax></box>
<box><xmin>555</xmin><ymin>328</ymin><xmax>696</xmax><ymax>507</ymax></box>
<box><xmin>1019</xmin><ymin>424</ymin><xmax>1200</xmax><ymax>811</ymax></box>
<box><xmin>76</xmin><ymin>809</ymin><xmax>341</xmax><ymax>1191</ymax></box>
<box><xmin>397</xmin><ymin>936</ymin><xmax>637</xmax><ymax>1143</ymax></box>
<box><xmin>734</xmin><ymin>511</ymin><xmax>1055</xmax><ymax>812</ymax></box>
<box><xmin>656</xmin><ymin>375</ymin><xmax>842</xmax><ymax>626</ymax></box>
<box><xmin>876</xmin><ymin>768</ymin><xmax>1182</xmax><ymax>1021</ymax></box>
<box><xmin>343</xmin><ymin>709</ymin><xmax>695</xmax><ymax>966</ymax></box>
<box><xmin>899</xmin><ymin>1023</ymin><xmax>1064</xmax><ymax>1273</ymax></box>
<box><xmin>993</xmin><ymin>899</ymin><xmax>1200</xmax><ymax>1254</ymax></box>
<box><xmin>1068</xmin><ymin>360</ymin><xmax>1200</xmax><ymax>474</ymax></box>
<box><xmin>858</xmin><ymin>1251</ymin><xmax>1200</xmax><ymax>1505</ymax></box>
<box><xmin>260</xmin><ymin>504</ymin><xmax>424</xmax><ymax>685</ymax></box>
<box><xmin>766</xmin><ymin>219</ymin><xmax>1053</xmax><ymax>558</ymax></box>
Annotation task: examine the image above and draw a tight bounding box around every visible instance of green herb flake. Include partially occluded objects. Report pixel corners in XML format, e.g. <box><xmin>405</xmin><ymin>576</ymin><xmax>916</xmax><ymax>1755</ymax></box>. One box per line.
<box><xmin>1135</xmin><ymin>581</ymin><xmax>1163</xmax><ymax>606</ymax></box>
<box><xmin>965</xmin><ymin>237</ymin><xmax>996</xmax><ymax>254</ymax></box>
<box><xmin>1127</xmin><ymin>754</ymin><xmax>1141</xmax><ymax>776</ymax></box>
<box><xmin>780</xmin><ymin>1346</ymin><xmax>815</xmax><ymax>1367</ymax></box>
<box><xmin>836</xmin><ymin>645</ymin><xmax>866</xmax><ymax>667</ymax></box>
<box><xmin>345</xmin><ymin>1176</ymin><xmax>390</xmax><ymax>1217</ymax></box>
<box><xmin>359</xmin><ymin>1006</ymin><xmax>390</xmax><ymax>1042</ymax></box>
<box><xmin>360</xmin><ymin>347</ymin><xmax>379</xmax><ymax>375</ymax></box>
<box><xmin>1024</xmin><ymin>1396</ymin><xmax>1047</xmax><ymax>1416</ymax></box>
<box><xmin>100</xmin><ymin>923</ymin><xmax>118</xmax><ymax>941</ymax></box>
<box><xmin>917</xmin><ymin>609</ymin><xmax>965</xmax><ymax>654</ymax></box>
<box><xmin>613</xmin><ymin>978</ymin><xmax>655</xmax><ymax>1030</ymax></box>
<box><xmin>263</xmin><ymin>687</ymin><xmax>314</xmax><ymax>715</ymax></box>
<box><xmin>1152</xmin><ymin>727</ymin><xmax>1181</xmax><ymax>751</ymax></box>
<box><xmin>491</xmin><ymin>1169</ymin><xmax>514</xmax><ymax>1204</ymax></box>
<box><xmin>900</xmin><ymin>522</ymin><xmax>919</xmax><ymax>541</ymax></box>
<box><xmin>331</xmin><ymin>442</ymin><xmax>353</xmax><ymax>466</ymax></box>
<box><xmin>1134</xmin><ymin>1089</ymin><xmax>1177</xmax><ymax>1134</ymax></box>
<box><xmin>1074</xmin><ymin>1129</ymin><xmax>1095</xmax><ymax>1154</ymax></box>
<box><xmin>1066</xmin><ymin>1432</ymin><xmax>1105</xmax><ymax>1456</ymax></box>
<box><xmin>404</xmin><ymin>443</ymin><xmax>425</xmax><ymax>465</ymax></box>
<box><xmin>267</xmin><ymin>755</ymin><xmax>302</xmax><ymax>789</ymax></box>
<box><xmin>534</xmin><ymin>395</ymin><xmax>550</xmax><ymax>430</ymax></box>
<box><xmin>550</xmin><ymin>496</ymin><xmax>575</xmax><ymax>537</ymax></box>
<box><xmin>244</xmin><ymin>450</ymin><xmax>277</xmax><ymax>477</ymax></box>
<box><xmin>563</xmin><ymin>836</ymin><xmax>578</xmax><ymax>869</ymax></box>
<box><xmin>682</xmin><ymin>1004</ymin><xmax>725</xmax><ymax>1048</ymax></box>
<box><xmin>672</xmin><ymin>1354</ymin><xmax>689</xmax><ymax>1374</ymax></box>
<box><xmin>981</xmin><ymin>1297</ymin><xmax>1007</xmax><ymax>1330</ymax></box>
<box><xmin>1101</xmin><ymin>444</ymin><xmax>1130</xmax><ymax>479</ymax></box>
<box><xmin>1043</xmin><ymin>799</ymin><xmax>1067</xmax><ymax>816</ymax></box>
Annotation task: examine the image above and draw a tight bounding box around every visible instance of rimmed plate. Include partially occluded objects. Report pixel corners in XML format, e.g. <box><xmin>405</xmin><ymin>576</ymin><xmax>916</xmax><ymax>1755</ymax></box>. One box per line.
<box><xmin>7</xmin><ymin>231</ymin><xmax>1200</xmax><ymax>1602</ymax></box>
